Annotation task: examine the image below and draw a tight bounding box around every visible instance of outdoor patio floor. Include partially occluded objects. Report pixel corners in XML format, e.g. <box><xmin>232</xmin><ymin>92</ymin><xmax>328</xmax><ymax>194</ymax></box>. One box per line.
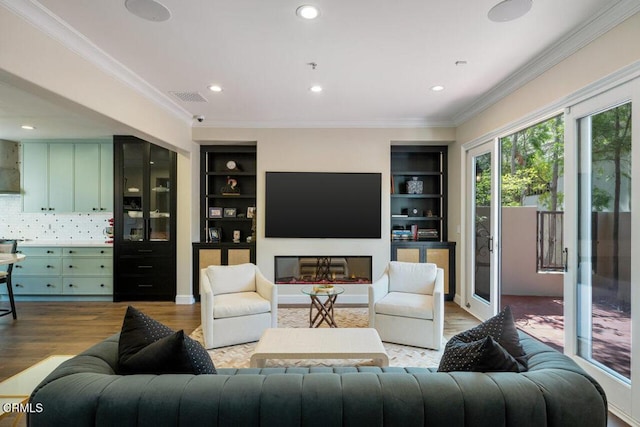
<box><xmin>502</xmin><ymin>295</ymin><xmax>631</xmax><ymax>379</ymax></box>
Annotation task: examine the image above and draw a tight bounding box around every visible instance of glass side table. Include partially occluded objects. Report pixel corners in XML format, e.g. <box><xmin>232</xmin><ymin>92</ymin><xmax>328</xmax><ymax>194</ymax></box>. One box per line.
<box><xmin>301</xmin><ymin>285</ymin><xmax>345</xmax><ymax>328</ymax></box>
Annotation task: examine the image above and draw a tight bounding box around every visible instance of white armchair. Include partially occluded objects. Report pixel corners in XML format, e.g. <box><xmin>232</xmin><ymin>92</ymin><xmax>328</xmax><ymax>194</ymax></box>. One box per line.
<box><xmin>369</xmin><ymin>261</ymin><xmax>444</xmax><ymax>349</ymax></box>
<box><xmin>200</xmin><ymin>263</ymin><xmax>278</xmax><ymax>349</ymax></box>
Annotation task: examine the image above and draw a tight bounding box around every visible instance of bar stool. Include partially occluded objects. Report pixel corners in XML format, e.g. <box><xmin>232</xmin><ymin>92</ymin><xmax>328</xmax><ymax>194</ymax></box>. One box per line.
<box><xmin>0</xmin><ymin>239</ymin><xmax>18</xmax><ymax>319</ymax></box>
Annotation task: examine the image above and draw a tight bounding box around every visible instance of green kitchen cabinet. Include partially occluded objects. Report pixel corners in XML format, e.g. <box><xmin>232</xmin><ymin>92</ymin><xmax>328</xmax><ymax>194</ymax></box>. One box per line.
<box><xmin>22</xmin><ymin>142</ymin><xmax>73</xmax><ymax>212</ymax></box>
<box><xmin>74</xmin><ymin>142</ymin><xmax>113</xmax><ymax>212</ymax></box>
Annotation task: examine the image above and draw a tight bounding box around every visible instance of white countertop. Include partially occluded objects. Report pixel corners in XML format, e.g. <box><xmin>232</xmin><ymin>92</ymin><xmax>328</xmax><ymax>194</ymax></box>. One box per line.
<box><xmin>0</xmin><ymin>253</ymin><xmax>25</xmax><ymax>266</ymax></box>
<box><xmin>16</xmin><ymin>240</ymin><xmax>113</xmax><ymax>247</ymax></box>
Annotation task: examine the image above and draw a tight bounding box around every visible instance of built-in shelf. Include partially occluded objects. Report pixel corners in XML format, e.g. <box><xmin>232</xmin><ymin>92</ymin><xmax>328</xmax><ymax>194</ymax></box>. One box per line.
<box><xmin>391</xmin><ymin>145</ymin><xmax>448</xmax><ymax>242</ymax></box>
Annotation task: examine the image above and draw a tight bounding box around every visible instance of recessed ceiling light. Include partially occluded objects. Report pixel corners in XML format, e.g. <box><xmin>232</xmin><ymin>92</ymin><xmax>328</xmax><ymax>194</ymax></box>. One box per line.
<box><xmin>309</xmin><ymin>85</ymin><xmax>323</xmax><ymax>93</ymax></box>
<box><xmin>431</xmin><ymin>85</ymin><xmax>445</xmax><ymax>92</ymax></box>
<box><xmin>125</xmin><ymin>0</ymin><xmax>171</xmax><ymax>22</ymax></box>
<box><xmin>296</xmin><ymin>5</ymin><xmax>320</xmax><ymax>20</ymax></box>
<box><xmin>208</xmin><ymin>85</ymin><xmax>223</xmax><ymax>92</ymax></box>
<box><xmin>21</xmin><ymin>125</ymin><xmax>35</xmax><ymax>130</ymax></box>
<box><xmin>488</xmin><ymin>0</ymin><xmax>532</xmax><ymax>22</ymax></box>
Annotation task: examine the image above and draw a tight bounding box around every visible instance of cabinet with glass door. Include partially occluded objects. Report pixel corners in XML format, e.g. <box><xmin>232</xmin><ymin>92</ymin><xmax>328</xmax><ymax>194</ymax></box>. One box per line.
<box><xmin>114</xmin><ymin>136</ymin><xmax>177</xmax><ymax>301</ymax></box>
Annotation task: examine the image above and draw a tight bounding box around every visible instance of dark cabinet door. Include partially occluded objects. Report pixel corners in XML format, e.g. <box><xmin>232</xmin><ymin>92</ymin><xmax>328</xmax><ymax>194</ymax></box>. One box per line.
<box><xmin>114</xmin><ymin>136</ymin><xmax>177</xmax><ymax>301</ymax></box>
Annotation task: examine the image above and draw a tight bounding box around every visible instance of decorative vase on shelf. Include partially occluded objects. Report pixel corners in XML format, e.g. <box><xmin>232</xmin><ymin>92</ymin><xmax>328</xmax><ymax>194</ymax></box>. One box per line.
<box><xmin>406</xmin><ymin>177</ymin><xmax>423</xmax><ymax>194</ymax></box>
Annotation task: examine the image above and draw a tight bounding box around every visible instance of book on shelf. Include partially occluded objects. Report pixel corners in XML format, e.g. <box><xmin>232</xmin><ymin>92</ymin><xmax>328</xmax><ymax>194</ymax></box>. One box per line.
<box><xmin>392</xmin><ymin>214</ymin><xmax>409</xmax><ymax>218</ymax></box>
<box><xmin>417</xmin><ymin>228</ymin><xmax>439</xmax><ymax>239</ymax></box>
<box><xmin>391</xmin><ymin>230</ymin><xmax>414</xmax><ymax>240</ymax></box>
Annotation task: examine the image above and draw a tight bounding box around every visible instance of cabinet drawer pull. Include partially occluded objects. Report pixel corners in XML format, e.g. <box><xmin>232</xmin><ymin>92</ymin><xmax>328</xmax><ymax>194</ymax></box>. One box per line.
<box><xmin>68</xmin><ymin>265</ymin><xmax>74</xmax><ymax>269</ymax></box>
<box><xmin>100</xmin><ymin>250</ymin><xmax>105</xmax><ymax>254</ymax></box>
<box><xmin>68</xmin><ymin>250</ymin><xmax>75</xmax><ymax>254</ymax></box>
<box><xmin>41</xmin><ymin>207</ymin><xmax>46</xmax><ymax>211</ymax></box>
<box><xmin>138</xmin><ymin>284</ymin><xmax>153</xmax><ymax>288</ymax></box>
<box><xmin>15</xmin><ymin>265</ymin><xmax>22</xmax><ymax>268</ymax></box>
<box><xmin>15</xmin><ymin>283</ymin><xmax>23</xmax><ymax>288</ymax></box>
<box><xmin>138</xmin><ymin>249</ymin><xmax>153</xmax><ymax>253</ymax></box>
<box><xmin>48</xmin><ymin>208</ymin><xmax>54</xmax><ymax>211</ymax></box>
<box><xmin>100</xmin><ymin>284</ymin><xmax>105</xmax><ymax>288</ymax></box>
<box><xmin>46</xmin><ymin>284</ymin><xmax>53</xmax><ymax>288</ymax></box>
<box><xmin>68</xmin><ymin>284</ymin><xmax>75</xmax><ymax>287</ymax></box>
<box><xmin>100</xmin><ymin>265</ymin><xmax>105</xmax><ymax>269</ymax></box>
<box><xmin>16</xmin><ymin>250</ymin><xmax>22</xmax><ymax>254</ymax></box>
<box><xmin>46</xmin><ymin>265</ymin><xmax>53</xmax><ymax>268</ymax></box>
<box><xmin>47</xmin><ymin>250</ymin><xmax>54</xmax><ymax>254</ymax></box>
<box><xmin>137</xmin><ymin>265</ymin><xmax>153</xmax><ymax>269</ymax></box>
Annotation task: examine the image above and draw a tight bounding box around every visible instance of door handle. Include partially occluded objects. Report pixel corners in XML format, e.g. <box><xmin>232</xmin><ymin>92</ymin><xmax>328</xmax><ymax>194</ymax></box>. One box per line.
<box><xmin>488</xmin><ymin>236</ymin><xmax>494</xmax><ymax>253</ymax></box>
<box><xmin>563</xmin><ymin>248</ymin><xmax>569</xmax><ymax>272</ymax></box>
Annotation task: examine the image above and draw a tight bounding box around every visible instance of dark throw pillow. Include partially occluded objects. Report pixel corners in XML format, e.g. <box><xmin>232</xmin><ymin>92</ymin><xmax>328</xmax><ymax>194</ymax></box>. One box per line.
<box><xmin>437</xmin><ymin>335</ymin><xmax>521</xmax><ymax>372</ymax></box>
<box><xmin>445</xmin><ymin>306</ymin><xmax>528</xmax><ymax>371</ymax></box>
<box><xmin>117</xmin><ymin>306</ymin><xmax>216</xmax><ymax>375</ymax></box>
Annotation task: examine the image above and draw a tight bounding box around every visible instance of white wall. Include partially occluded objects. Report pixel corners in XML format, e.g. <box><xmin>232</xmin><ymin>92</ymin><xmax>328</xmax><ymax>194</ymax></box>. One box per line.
<box><xmin>193</xmin><ymin>127</ymin><xmax>455</xmax><ymax>303</ymax></box>
<box><xmin>501</xmin><ymin>206</ymin><xmax>563</xmax><ymax>297</ymax></box>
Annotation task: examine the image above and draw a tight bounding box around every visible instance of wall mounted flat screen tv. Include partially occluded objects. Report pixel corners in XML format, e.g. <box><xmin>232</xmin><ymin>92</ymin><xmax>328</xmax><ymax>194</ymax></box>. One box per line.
<box><xmin>265</xmin><ymin>172</ymin><xmax>381</xmax><ymax>238</ymax></box>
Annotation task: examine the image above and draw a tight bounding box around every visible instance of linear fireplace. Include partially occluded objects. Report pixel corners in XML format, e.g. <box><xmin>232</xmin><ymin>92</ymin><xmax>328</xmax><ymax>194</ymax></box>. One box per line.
<box><xmin>275</xmin><ymin>256</ymin><xmax>372</xmax><ymax>285</ymax></box>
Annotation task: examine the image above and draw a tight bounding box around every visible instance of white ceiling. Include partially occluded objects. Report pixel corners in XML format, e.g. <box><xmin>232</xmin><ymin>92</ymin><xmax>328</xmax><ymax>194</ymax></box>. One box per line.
<box><xmin>0</xmin><ymin>0</ymin><xmax>638</xmax><ymax>140</ymax></box>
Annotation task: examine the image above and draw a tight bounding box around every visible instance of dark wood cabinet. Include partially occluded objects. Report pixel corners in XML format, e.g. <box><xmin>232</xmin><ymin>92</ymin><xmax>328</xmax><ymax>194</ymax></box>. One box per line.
<box><xmin>113</xmin><ymin>136</ymin><xmax>177</xmax><ymax>301</ymax></box>
<box><xmin>390</xmin><ymin>145</ymin><xmax>455</xmax><ymax>300</ymax></box>
<box><xmin>391</xmin><ymin>241</ymin><xmax>456</xmax><ymax>300</ymax></box>
<box><xmin>193</xmin><ymin>145</ymin><xmax>257</xmax><ymax>300</ymax></box>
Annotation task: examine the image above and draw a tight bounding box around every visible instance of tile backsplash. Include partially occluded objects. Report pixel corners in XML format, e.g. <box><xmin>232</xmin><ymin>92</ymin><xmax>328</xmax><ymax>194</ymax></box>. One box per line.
<box><xmin>0</xmin><ymin>195</ymin><xmax>112</xmax><ymax>241</ymax></box>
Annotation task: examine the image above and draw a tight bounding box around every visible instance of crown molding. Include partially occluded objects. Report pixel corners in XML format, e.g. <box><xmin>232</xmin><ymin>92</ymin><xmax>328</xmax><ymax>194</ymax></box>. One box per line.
<box><xmin>453</xmin><ymin>0</ymin><xmax>640</xmax><ymax>126</ymax></box>
<box><xmin>0</xmin><ymin>0</ymin><xmax>192</xmax><ymax>123</ymax></box>
<box><xmin>197</xmin><ymin>118</ymin><xmax>456</xmax><ymax>129</ymax></box>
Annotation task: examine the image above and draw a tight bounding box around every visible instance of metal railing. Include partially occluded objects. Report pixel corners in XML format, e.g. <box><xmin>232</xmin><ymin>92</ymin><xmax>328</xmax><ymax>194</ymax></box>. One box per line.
<box><xmin>537</xmin><ymin>211</ymin><xmax>566</xmax><ymax>272</ymax></box>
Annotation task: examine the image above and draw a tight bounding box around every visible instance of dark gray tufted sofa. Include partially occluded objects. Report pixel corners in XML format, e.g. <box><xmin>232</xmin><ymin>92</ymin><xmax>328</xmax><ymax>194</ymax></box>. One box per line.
<box><xmin>28</xmin><ymin>331</ymin><xmax>607</xmax><ymax>427</ymax></box>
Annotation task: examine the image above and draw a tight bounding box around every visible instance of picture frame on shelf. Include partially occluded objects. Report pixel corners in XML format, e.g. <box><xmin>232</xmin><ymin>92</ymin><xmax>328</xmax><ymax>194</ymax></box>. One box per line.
<box><xmin>247</xmin><ymin>206</ymin><xmax>256</xmax><ymax>218</ymax></box>
<box><xmin>209</xmin><ymin>207</ymin><xmax>223</xmax><ymax>218</ymax></box>
<box><xmin>224</xmin><ymin>207</ymin><xmax>237</xmax><ymax>218</ymax></box>
<box><xmin>208</xmin><ymin>227</ymin><xmax>221</xmax><ymax>243</ymax></box>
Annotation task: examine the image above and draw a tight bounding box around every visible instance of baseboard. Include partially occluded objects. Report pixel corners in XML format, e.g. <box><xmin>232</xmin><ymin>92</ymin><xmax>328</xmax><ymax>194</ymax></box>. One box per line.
<box><xmin>175</xmin><ymin>294</ymin><xmax>195</xmax><ymax>305</ymax></box>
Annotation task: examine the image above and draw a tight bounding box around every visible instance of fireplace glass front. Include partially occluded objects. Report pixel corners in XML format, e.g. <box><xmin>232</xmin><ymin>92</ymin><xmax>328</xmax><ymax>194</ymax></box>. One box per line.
<box><xmin>275</xmin><ymin>256</ymin><xmax>372</xmax><ymax>284</ymax></box>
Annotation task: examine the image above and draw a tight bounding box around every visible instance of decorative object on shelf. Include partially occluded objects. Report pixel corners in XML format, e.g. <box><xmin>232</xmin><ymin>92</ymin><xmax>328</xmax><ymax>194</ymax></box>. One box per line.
<box><xmin>409</xmin><ymin>207</ymin><xmax>421</xmax><ymax>217</ymax></box>
<box><xmin>208</xmin><ymin>227</ymin><xmax>221</xmax><ymax>243</ymax></box>
<box><xmin>209</xmin><ymin>207</ymin><xmax>223</xmax><ymax>218</ymax></box>
<box><xmin>406</xmin><ymin>176</ymin><xmax>423</xmax><ymax>194</ymax></box>
<box><xmin>151</xmin><ymin>184</ymin><xmax>170</xmax><ymax>192</ymax></box>
<box><xmin>224</xmin><ymin>208</ymin><xmax>237</xmax><ymax>218</ymax></box>
<box><xmin>427</xmin><ymin>210</ymin><xmax>434</xmax><ymax>217</ymax></box>
<box><xmin>247</xmin><ymin>212</ymin><xmax>257</xmax><ymax>243</ymax></box>
<box><xmin>123</xmin><ymin>196</ymin><xmax>141</xmax><ymax>210</ymax></box>
<box><xmin>221</xmin><ymin>177</ymin><xmax>240</xmax><ymax>195</ymax></box>
<box><xmin>225</xmin><ymin>160</ymin><xmax>241</xmax><ymax>171</ymax></box>
<box><xmin>233</xmin><ymin>230</ymin><xmax>241</xmax><ymax>243</ymax></box>
<box><xmin>411</xmin><ymin>224</ymin><xmax>418</xmax><ymax>240</ymax></box>
<box><xmin>247</xmin><ymin>206</ymin><xmax>256</xmax><ymax>218</ymax></box>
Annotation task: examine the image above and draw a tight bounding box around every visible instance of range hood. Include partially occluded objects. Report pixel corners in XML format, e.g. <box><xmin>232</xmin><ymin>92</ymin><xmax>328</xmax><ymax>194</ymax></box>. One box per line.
<box><xmin>0</xmin><ymin>140</ymin><xmax>20</xmax><ymax>194</ymax></box>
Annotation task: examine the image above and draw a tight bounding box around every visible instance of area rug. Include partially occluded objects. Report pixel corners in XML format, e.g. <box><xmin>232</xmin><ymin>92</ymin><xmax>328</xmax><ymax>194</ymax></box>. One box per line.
<box><xmin>189</xmin><ymin>307</ymin><xmax>444</xmax><ymax>368</ymax></box>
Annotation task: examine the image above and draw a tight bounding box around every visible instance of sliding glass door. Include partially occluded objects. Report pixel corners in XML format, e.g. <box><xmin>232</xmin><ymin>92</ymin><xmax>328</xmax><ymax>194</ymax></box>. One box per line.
<box><xmin>565</xmin><ymin>80</ymin><xmax>638</xmax><ymax>417</ymax></box>
<box><xmin>466</xmin><ymin>143</ymin><xmax>499</xmax><ymax>319</ymax></box>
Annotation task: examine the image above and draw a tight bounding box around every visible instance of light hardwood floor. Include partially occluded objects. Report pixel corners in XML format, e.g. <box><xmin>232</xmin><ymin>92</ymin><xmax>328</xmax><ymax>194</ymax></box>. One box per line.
<box><xmin>0</xmin><ymin>301</ymin><xmax>629</xmax><ymax>427</ymax></box>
